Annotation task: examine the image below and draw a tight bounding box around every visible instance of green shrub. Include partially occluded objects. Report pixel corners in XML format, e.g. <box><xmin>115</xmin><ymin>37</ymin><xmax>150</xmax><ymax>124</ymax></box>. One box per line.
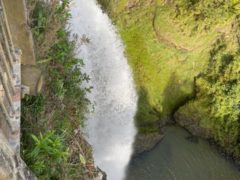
<box><xmin>196</xmin><ymin>37</ymin><xmax>240</xmax><ymax>156</ymax></box>
<box><xmin>22</xmin><ymin>94</ymin><xmax>45</xmax><ymax>116</ymax></box>
<box><xmin>22</xmin><ymin>0</ymin><xmax>94</xmax><ymax>178</ymax></box>
<box><xmin>25</xmin><ymin>131</ymin><xmax>69</xmax><ymax>179</ymax></box>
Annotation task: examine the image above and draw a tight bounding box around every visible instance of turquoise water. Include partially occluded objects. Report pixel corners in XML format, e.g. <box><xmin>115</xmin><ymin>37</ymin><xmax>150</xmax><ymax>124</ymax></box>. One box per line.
<box><xmin>126</xmin><ymin>126</ymin><xmax>240</xmax><ymax>180</ymax></box>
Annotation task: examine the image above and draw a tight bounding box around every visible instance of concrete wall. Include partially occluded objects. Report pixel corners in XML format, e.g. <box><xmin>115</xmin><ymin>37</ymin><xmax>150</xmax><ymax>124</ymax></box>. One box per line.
<box><xmin>0</xmin><ymin>0</ymin><xmax>36</xmax><ymax>179</ymax></box>
<box><xmin>0</xmin><ymin>0</ymin><xmax>21</xmax><ymax>153</ymax></box>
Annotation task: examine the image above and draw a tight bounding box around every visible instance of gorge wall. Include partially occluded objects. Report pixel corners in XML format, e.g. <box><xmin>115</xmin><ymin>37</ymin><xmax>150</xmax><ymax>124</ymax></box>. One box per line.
<box><xmin>98</xmin><ymin>0</ymin><xmax>240</xmax><ymax>161</ymax></box>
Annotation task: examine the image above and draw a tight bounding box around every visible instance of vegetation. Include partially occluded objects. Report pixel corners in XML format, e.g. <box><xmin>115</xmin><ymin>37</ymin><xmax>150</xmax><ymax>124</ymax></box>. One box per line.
<box><xmin>25</xmin><ymin>131</ymin><xmax>69</xmax><ymax>178</ymax></box>
<box><xmin>98</xmin><ymin>0</ymin><xmax>240</xmax><ymax>159</ymax></box>
<box><xmin>179</xmin><ymin>17</ymin><xmax>240</xmax><ymax>158</ymax></box>
<box><xmin>21</xmin><ymin>0</ymin><xmax>97</xmax><ymax>179</ymax></box>
<box><xmin>21</xmin><ymin>0</ymin><xmax>240</xmax><ymax>175</ymax></box>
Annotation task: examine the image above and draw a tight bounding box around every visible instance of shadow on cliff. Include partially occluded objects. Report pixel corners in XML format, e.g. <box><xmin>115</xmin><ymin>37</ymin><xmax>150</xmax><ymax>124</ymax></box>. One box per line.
<box><xmin>161</xmin><ymin>72</ymin><xmax>195</xmax><ymax>122</ymax></box>
<box><xmin>129</xmin><ymin>73</ymin><xmax>195</xmax><ymax>159</ymax></box>
<box><xmin>134</xmin><ymin>73</ymin><xmax>194</xmax><ymax>133</ymax></box>
<box><xmin>134</xmin><ymin>87</ymin><xmax>161</xmax><ymax>134</ymax></box>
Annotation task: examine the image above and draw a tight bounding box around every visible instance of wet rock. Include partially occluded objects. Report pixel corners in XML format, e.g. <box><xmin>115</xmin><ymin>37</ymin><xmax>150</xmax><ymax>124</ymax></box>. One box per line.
<box><xmin>132</xmin><ymin>132</ymin><xmax>164</xmax><ymax>157</ymax></box>
<box><xmin>185</xmin><ymin>135</ymin><xmax>199</xmax><ymax>143</ymax></box>
<box><xmin>95</xmin><ymin>167</ymin><xmax>107</xmax><ymax>180</ymax></box>
<box><xmin>174</xmin><ymin>109</ymin><xmax>211</xmax><ymax>139</ymax></box>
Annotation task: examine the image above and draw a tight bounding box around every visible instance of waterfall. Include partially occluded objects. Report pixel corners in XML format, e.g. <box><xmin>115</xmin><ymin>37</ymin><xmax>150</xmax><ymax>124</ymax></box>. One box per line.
<box><xmin>69</xmin><ymin>0</ymin><xmax>138</xmax><ymax>179</ymax></box>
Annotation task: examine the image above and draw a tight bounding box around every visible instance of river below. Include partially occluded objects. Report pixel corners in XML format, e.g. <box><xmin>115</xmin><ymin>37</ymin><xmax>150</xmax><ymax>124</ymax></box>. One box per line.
<box><xmin>125</xmin><ymin>126</ymin><xmax>240</xmax><ymax>180</ymax></box>
<box><xmin>69</xmin><ymin>0</ymin><xmax>240</xmax><ymax>180</ymax></box>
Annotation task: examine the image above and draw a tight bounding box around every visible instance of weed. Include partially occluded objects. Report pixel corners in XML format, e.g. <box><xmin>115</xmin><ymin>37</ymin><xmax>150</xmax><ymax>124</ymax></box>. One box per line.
<box><xmin>22</xmin><ymin>0</ymin><xmax>96</xmax><ymax>178</ymax></box>
<box><xmin>25</xmin><ymin>131</ymin><xmax>69</xmax><ymax>179</ymax></box>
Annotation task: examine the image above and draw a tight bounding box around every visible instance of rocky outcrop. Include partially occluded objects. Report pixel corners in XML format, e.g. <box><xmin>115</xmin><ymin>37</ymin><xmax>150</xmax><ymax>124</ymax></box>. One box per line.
<box><xmin>95</xmin><ymin>168</ymin><xmax>107</xmax><ymax>180</ymax></box>
<box><xmin>174</xmin><ymin>106</ymin><xmax>212</xmax><ymax>139</ymax></box>
<box><xmin>132</xmin><ymin>132</ymin><xmax>164</xmax><ymax>157</ymax></box>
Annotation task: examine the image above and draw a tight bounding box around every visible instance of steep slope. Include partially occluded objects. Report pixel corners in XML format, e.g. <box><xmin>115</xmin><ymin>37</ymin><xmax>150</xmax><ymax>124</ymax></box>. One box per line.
<box><xmin>175</xmin><ymin>16</ymin><xmax>240</xmax><ymax>159</ymax></box>
<box><xmin>98</xmin><ymin>0</ymin><xmax>240</xmax><ymax>160</ymax></box>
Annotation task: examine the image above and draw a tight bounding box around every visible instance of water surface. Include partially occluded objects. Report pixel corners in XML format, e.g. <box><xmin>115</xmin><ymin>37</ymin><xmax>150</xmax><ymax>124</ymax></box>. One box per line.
<box><xmin>126</xmin><ymin>126</ymin><xmax>240</xmax><ymax>180</ymax></box>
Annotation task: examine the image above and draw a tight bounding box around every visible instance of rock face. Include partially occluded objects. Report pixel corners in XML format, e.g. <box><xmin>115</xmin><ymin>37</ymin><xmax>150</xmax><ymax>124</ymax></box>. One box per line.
<box><xmin>132</xmin><ymin>132</ymin><xmax>164</xmax><ymax>157</ymax></box>
<box><xmin>174</xmin><ymin>109</ymin><xmax>212</xmax><ymax>139</ymax></box>
<box><xmin>0</xmin><ymin>133</ymin><xmax>36</xmax><ymax>180</ymax></box>
<box><xmin>98</xmin><ymin>0</ymin><xmax>240</xmax><ymax>160</ymax></box>
<box><xmin>95</xmin><ymin>168</ymin><xmax>107</xmax><ymax>180</ymax></box>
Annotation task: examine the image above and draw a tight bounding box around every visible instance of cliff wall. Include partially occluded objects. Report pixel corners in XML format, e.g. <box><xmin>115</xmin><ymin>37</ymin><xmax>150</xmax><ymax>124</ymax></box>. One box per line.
<box><xmin>98</xmin><ymin>0</ymin><xmax>240</xmax><ymax>160</ymax></box>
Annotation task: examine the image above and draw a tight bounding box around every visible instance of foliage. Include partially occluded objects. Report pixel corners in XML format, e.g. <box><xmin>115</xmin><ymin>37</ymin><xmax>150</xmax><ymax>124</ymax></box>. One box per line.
<box><xmin>22</xmin><ymin>94</ymin><xmax>45</xmax><ymax>116</ymax></box>
<box><xmin>98</xmin><ymin>0</ymin><xmax>212</xmax><ymax>133</ymax></box>
<box><xmin>22</xmin><ymin>0</ymin><xmax>96</xmax><ymax>179</ymax></box>
<box><xmin>25</xmin><ymin>131</ymin><xmax>69</xmax><ymax>179</ymax></box>
<box><xmin>29</xmin><ymin>0</ymin><xmax>71</xmax><ymax>58</ymax></box>
<box><xmin>195</xmin><ymin>34</ymin><xmax>240</xmax><ymax>157</ymax></box>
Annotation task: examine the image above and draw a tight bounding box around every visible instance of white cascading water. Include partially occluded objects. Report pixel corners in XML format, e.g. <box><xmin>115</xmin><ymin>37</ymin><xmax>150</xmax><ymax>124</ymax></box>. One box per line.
<box><xmin>69</xmin><ymin>0</ymin><xmax>138</xmax><ymax>179</ymax></box>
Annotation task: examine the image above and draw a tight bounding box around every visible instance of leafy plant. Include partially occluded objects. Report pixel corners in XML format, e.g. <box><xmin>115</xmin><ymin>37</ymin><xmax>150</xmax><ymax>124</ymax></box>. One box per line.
<box><xmin>25</xmin><ymin>131</ymin><xmax>69</xmax><ymax>179</ymax></box>
<box><xmin>21</xmin><ymin>0</ymin><xmax>95</xmax><ymax>179</ymax></box>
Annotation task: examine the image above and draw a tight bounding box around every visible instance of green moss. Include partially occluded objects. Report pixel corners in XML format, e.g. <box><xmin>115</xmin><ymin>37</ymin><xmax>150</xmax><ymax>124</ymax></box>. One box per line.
<box><xmin>177</xmin><ymin>16</ymin><xmax>240</xmax><ymax>158</ymax></box>
<box><xmin>98</xmin><ymin>1</ymin><xmax>240</xmax><ymax>160</ymax></box>
<box><xmin>98</xmin><ymin>0</ymin><xmax>233</xmax><ymax>133</ymax></box>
